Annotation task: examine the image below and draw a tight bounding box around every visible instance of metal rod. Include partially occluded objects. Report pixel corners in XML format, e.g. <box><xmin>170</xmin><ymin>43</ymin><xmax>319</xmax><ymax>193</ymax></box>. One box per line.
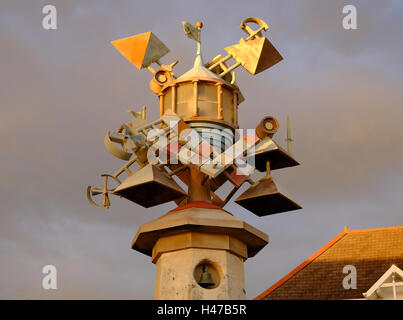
<box><xmin>223</xmin><ymin>185</ymin><xmax>239</xmax><ymax>205</ymax></box>
<box><xmin>220</xmin><ymin>62</ymin><xmax>241</xmax><ymax>77</ymax></box>
<box><xmin>233</xmin><ymin>91</ymin><xmax>238</xmax><ymax>125</ymax></box>
<box><xmin>113</xmin><ymin>157</ymin><xmax>137</xmax><ymax>178</ymax></box>
<box><xmin>217</xmin><ymin>83</ymin><xmax>223</xmax><ymax>119</ymax></box>
<box><xmin>247</xmin><ymin>177</ymin><xmax>255</xmax><ymax>185</ymax></box>
<box><xmin>208</xmin><ymin>54</ymin><xmax>231</xmax><ymax>71</ymax></box>
<box><xmin>193</xmin><ymin>80</ymin><xmax>199</xmax><ymax>116</ymax></box>
<box><xmin>266</xmin><ymin>161</ymin><xmax>271</xmax><ymax>178</ymax></box>
<box><xmin>159</xmin><ymin>94</ymin><xmax>164</xmax><ymax>117</ymax></box>
<box><xmin>245</xmin><ymin>26</ymin><xmax>266</xmax><ymax>41</ymax></box>
<box><xmin>167</xmin><ymin>165</ymin><xmax>187</xmax><ymax>177</ymax></box>
<box><xmin>286</xmin><ymin>115</ymin><xmax>293</xmax><ymax>155</ymax></box>
<box><xmin>172</xmin><ymin>84</ymin><xmax>177</xmax><ymax>114</ymax></box>
<box><xmin>142</xmin><ymin>105</ymin><xmax>146</xmax><ymax>120</ymax></box>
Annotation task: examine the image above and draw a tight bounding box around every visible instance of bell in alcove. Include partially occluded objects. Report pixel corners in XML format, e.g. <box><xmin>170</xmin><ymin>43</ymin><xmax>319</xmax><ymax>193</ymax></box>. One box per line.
<box><xmin>235</xmin><ymin>161</ymin><xmax>302</xmax><ymax>216</ymax></box>
<box><xmin>198</xmin><ymin>265</ymin><xmax>215</xmax><ymax>288</ymax></box>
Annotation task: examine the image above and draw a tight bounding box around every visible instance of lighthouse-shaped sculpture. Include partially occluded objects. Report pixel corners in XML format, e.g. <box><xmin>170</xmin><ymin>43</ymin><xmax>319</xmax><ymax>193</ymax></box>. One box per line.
<box><xmin>87</xmin><ymin>18</ymin><xmax>301</xmax><ymax>299</ymax></box>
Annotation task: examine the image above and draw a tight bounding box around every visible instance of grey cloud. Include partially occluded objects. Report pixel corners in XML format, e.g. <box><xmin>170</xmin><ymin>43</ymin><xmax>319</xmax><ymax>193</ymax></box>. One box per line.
<box><xmin>1</xmin><ymin>0</ymin><xmax>403</xmax><ymax>299</ymax></box>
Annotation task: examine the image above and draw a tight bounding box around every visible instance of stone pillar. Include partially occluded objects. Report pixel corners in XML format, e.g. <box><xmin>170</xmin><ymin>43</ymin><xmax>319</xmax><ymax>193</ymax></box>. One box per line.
<box><xmin>154</xmin><ymin>233</ymin><xmax>247</xmax><ymax>299</ymax></box>
<box><xmin>131</xmin><ymin>202</ymin><xmax>268</xmax><ymax>300</ymax></box>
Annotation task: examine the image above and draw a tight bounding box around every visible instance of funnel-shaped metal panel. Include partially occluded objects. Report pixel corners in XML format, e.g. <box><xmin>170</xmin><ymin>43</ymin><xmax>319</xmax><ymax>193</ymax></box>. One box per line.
<box><xmin>246</xmin><ymin>138</ymin><xmax>299</xmax><ymax>171</ymax></box>
<box><xmin>113</xmin><ymin>164</ymin><xmax>186</xmax><ymax>207</ymax></box>
<box><xmin>224</xmin><ymin>37</ymin><xmax>282</xmax><ymax>75</ymax></box>
<box><xmin>111</xmin><ymin>32</ymin><xmax>170</xmax><ymax>69</ymax></box>
<box><xmin>235</xmin><ymin>175</ymin><xmax>301</xmax><ymax>216</ymax></box>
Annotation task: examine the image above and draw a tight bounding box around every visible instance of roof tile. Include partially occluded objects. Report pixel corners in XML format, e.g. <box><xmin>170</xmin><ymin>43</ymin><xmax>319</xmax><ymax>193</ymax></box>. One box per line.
<box><xmin>255</xmin><ymin>226</ymin><xmax>403</xmax><ymax>300</ymax></box>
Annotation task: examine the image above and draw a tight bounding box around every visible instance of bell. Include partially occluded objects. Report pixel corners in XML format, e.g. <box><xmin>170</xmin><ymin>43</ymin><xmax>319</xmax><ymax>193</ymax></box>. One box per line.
<box><xmin>246</xmin><ymin>137</ymin><xmax>299</xmax><ymax>171</ymax></box>
<box><xmin>198</xmin><ymin>265</ymin><xmax>215</xmax><ymax>288</ymax></box>
<box><xmin>113</xmin><ymin>164</ymin><xmax>187</xmax><ymax>208</ymax></box>
<box><xmin>235</xmin><ymin>162</ymin><xmax>301</xmax><ymax>216</ymax></box>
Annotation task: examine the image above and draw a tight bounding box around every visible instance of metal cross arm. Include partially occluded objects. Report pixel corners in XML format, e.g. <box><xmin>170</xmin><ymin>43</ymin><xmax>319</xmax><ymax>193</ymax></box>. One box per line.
<box><xmin>240</xmin><ymin>17</ymin><xmax>268</xmax><ymax>40</ymax></box>
<box><xmin>206</xmin><ymin>17</ymin><xmax>282</xmax><ymax>78</ymax></box>
<box><xmin>87</xmin><ymin>174</ymin><xmax>119</xmax><ymax>210</ymax></box>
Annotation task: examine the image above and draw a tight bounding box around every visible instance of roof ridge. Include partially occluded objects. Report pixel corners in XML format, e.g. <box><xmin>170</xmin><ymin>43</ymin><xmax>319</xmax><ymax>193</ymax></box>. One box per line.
<box><xmin>254</xmin><ymin>230</ymin><xmax>348</xmax><ymax>300</ymax></box>
<box><xmin>254</xmin><ymin>225</ymin><xmax>403</xmax><ymax>300</ymax></box>
<box><xmin>346</xmin><ymin>225</ymin><xmax>403</xmax><ymax>233</ymax></box>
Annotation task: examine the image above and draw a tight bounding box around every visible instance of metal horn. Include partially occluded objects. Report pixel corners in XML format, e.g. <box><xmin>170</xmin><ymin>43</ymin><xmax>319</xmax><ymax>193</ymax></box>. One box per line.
<box><xmin>235</xmin><ymin>161</ymin><xmax>301</xmax><ymax>216</ymax></box>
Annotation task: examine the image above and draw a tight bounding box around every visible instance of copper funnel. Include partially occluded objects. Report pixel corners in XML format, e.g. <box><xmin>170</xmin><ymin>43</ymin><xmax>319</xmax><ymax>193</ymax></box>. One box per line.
<box><xmin>224</xmin><ymin>37</ymin><xmax>283</xmax><ymax>75</ymax></box>
<box><xmin>235</xmin><ymin>162</ymin><xmax>301</xmax><ymax>216</ymax></box>
<box><xmin>113</xmin><ymin>164</ymin><xmax>187</xmax><ymax>208</ymax></box>
<box><xmin>246</xmin><ymin>137</ymin><xmax>299</xmax><ymax>171</ymax></box>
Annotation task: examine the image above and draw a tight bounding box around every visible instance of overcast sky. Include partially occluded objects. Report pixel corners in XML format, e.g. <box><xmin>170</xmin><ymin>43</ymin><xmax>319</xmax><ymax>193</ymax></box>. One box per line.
<box><xmin>1</xmin><ymin>0</ymin><xmax>403</xmax><ymax>299</ymax></box>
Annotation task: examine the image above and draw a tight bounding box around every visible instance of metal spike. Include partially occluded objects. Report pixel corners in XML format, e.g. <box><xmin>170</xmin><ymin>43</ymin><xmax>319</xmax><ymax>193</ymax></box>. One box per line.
<box><xmin>286</xmin><ymin>115</ymin><xmax>293</xmax><ymax>156</ymax></box>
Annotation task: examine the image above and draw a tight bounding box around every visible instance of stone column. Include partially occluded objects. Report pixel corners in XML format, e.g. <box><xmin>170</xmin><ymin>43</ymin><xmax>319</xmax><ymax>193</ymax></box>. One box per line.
<box><xmin>131</xmin><ymin>202</ymin><xmax>269</xmax><ymax>300</ymax></box>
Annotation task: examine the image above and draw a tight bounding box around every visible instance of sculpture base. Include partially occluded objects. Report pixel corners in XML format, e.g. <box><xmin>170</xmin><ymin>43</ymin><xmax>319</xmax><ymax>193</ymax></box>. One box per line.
<box><xmin>131</xmin><ymin>202</ymin><xmax>269</xmax><ymax>300</ymax></box>
<box><xmin>155</xmin><ymin>245</ymin><xmax>246</xmax><ymax>299</ymax></box>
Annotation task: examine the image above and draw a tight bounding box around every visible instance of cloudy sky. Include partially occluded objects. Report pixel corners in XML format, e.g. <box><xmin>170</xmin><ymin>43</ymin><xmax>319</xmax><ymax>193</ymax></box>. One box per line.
<box><xmin>1</xmin><ymin>0</ymin><xmax>402</xmax><ymax>299</ymax></box>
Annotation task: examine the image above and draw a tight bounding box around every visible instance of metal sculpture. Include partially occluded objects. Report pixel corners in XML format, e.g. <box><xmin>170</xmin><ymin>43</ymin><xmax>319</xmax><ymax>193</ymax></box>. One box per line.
<box><xmin>87</xmin><ymin>17</ymin><xmax>301</xmax><ymax>217</ymax></box>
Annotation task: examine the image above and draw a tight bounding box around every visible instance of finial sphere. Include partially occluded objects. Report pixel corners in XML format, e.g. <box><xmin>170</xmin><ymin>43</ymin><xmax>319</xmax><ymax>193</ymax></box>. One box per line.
<box><xmin>196</xmin><ymin>21</ymin><xmax>203</xmax><ymax>29</ymax></box>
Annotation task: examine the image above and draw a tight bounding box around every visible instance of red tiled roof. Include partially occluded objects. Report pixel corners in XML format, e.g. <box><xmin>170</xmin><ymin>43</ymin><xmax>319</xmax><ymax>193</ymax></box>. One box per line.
<box><xmin>255</xmin><ymin>226</ymin><xmax>403</xmax><ymax>300</ymax></box>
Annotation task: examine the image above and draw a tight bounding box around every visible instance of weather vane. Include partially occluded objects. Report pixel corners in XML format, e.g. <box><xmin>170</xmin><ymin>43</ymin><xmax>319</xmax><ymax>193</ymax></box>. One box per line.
<box><xmin>87</xmin><ymin>18</ymin><xmax>301</xmax><ymax>299</ymax></box>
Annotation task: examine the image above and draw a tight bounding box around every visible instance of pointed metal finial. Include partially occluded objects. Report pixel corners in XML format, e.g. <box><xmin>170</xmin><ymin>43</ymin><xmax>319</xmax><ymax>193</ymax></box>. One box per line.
<box><xmin>286</xmin><ymin>115</ymin><xmax>293</xmax><ymax>155</ymax></box>
<box><xmin>182</xmin><ymin>21</ymin><xmax>204</xmax><ymax>66</ymax></box>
